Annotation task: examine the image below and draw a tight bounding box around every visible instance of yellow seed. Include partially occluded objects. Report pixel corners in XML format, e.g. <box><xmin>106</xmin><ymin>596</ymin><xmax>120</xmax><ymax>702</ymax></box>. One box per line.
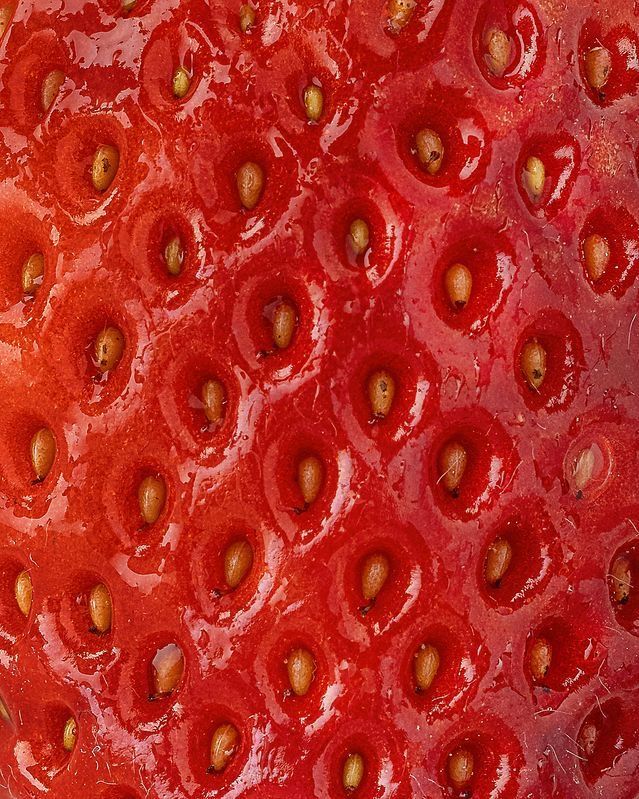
<box><xmin>343</xmin><ymin>752</ymin><xmax>365</xmax><ymax>791</ymax></box>
<box><xmin>138</xmin><ymin>475</ymin><xmax>166</xmax><ymax>524</ymax></box>
<box><xmin>239</xmin><ymin>3</ymin><xmax>255</xmax><ymax>33</ymax></box>
<box><xmin>89</xmin><ymin>583</ymin><xmax>112</xmax><ymax>634</ymax></box>
<box><xmin>298</xmin><ymin>455</ymin><xmax>323</xmax><ymax>505</ymax></box>
<box><xmin>485</xmin><ymin>28</ymin><xmax>511</xmax><ymax>76</ymax></box>
<box><xmin>201</xmin><ymin>379</ymin><xmax>226</xmax><ymax>424</ymax></box>
<box><xmin>122</xmin><ymin>0</ymin><xmax>136</xmax><ymax>11</ymax></box>
<box><xmin>585</xmin><ymin>46</ymin><xmax>612</xmax><ymax>92</ymax></box>
<box><xmin>30</xmin><ymin>427</ymin><xmax>56</xmax><ymax>481</ymax></box>
<box><xmin>349</xmin><ymin>218</ymin><xmax>369</xmax><ymax>257</ymax></box>
<box><xmin>164</xmin><ymin>235</ymin><xmax>183</xmax><ymax>276</ymax></box>
<box><xmin>415</xmin><ymin>128</ymin><xmax>444</xmax><ymax>175</ymax></box>
<box><xmin>94</xmin><ymin>326</ymin><xmax>124</xmax><ymax>373</ymax></box>
<box><xmin>172</xmin><ymin>66</ymin><xmax>191</xmax><ymax>99</ymax></box>
<box><xmin>361</xmin><ymin>552</ymin><xmax>390</xmax><ymax>602</ymax></box>
<box><xmin>387</xmin><ymin>0</ymin><xmax>416</xmax><ymax>30</ymax></box>
<box><xmin>523</xmin><ymin>155</ymin><xmax>545</xmax><ymax>201</ymax></box>
<box><xmin>14</xmin><ymin>570</ymin><xmax>32</xmax><ymax>617</ymax></box>
<box><xmin>91</xmin><ymin>144</ymin><xmax>120</xmax><ymax>192</ymax></box>
<box><xmin>579</xmin><ymin>721</ymin><xmax>598</xmax><ymax>758</ymax></box>
<box><xmin>0</xmin><ymin>5</ymin><xmax>12</xmax><ymax>38</ymax></box>
<box><xmin>444</xmin><ymin>263</ymin><xmax>472</xmax><ymax>309</ymax></box>
<box><xmin>583</xmin><ymin>233</ymin><xmax>610</xmax><ymax>282</ymax></box>
<box><xmin>0</xmin><ymin>697</ymin><xmax>10</xmax><ymax>724</ymax></box>
<box><xmin>21</xmin><ymin>252</ymin><xmax>44</xmax><ymax>295</ymax></box>
<box><xmin>413</xmin><ymin>643</ymin><xmax>440</xmax><ymax>692</ymax></box>
<box><xmin>530</xmin><ymin>637</ymin><xmax>552</xmax><ymax>682</ymax></box>
<box><xmin>272</xmin><ymin>302</ymin><xmax>297</xmax><ymax>349</ymax></box>
<box><xmin>521</xmin><ymin>339</ymin><xmax>547</xmax><ymax>390</ymax></box>
<box><xmin>610</xmin><ymin>555</ymin><xmax>631</xmax><ymax>604</ymax></box>
<box><xmin>224</xmin><ymin>539</ymin><xmax>254</xmax><ymax>588</ymax></box>
<box><xmin>41</xmin><ymin>69</ymin><xmax>64</xmax><ymax>113</ymax></box>
<box><xmin>367</xmin><ymin>369</ymin><xmax>395</xmax><ymax>418</ymax></box>
<box><xmin>484</xmin><ymin>538</ymin><xmax>512</xmax><ymax>587</ymax></box>
<box><xmin>439</xmin><ymin>441</ymin><xmax>467</xmax><ymax>497</ymax></box>
<box><xmin>150</xmin><ymin>643</ymin><xmax>184</xmax><ymax>698</ymax></box>
<box><xmin>236</xmin><ymin>161</ymin><xmax>264</xmax><ymax>210</ymax></box>
<box><xmin>573</xmin><ymin>446</ymin><xmax>595</xmax><ymax>493</ymax></box>
<box><xmin>303</xmin><ymin>84</ymin><xmax>323</xmax><ymax>122</ymax></box>
<box><xmin>62</xmin><ymin>717</ymin><xmax>77</xmax><ymax>752</ymax></box>
<box><xmin>209</xmin><ymin>723</ymin><xmax>239</xmax><ymax>772</ymax></box>
<box><xmin>287</xmin><ymin>647</ymin><xmax>315</xmax><ymax>696</ymax></box>
<box><xmin>448</xmin><ymin>748</ymin><xmax>474</xmax><ymax>789</ymax></box>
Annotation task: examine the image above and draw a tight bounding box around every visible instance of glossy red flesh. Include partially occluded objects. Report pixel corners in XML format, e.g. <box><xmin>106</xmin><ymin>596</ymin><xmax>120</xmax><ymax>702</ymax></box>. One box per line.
<box><xmin>0</xmin><ymin>1</ymin><xmax>639</xmax><ymax>798</ymax></box>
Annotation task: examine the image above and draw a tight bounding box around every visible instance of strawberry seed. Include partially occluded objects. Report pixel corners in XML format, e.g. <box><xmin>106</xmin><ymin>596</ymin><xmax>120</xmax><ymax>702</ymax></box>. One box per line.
<box><xmin>30</xmin><ymin>427</ymin><xmax>56</xmax><ymax>481</ymax></box>
<box><xmin>368</xmin><ymin>369</ymin><xmax>395</xmax><ymax>419</ymax></box>
<box><xmin>89</xmin><ymin>583</ymin><xmax>112</xmax><ymax>634</ymax></box>
<box><xmin>361</xmin><ymin>552</ymin><xmax>390</xmax><ymax>603</ymax></box>
<box><xmin>138</xmin><ymin>475</ymin><xmax>166</xmax><ymax>525</ymax></box>
<box><xmin>236</xmin><ymin>161</ymin><xmax>264</xmax><ymax>210</ymax></box>
<box><xmin>164</xmin><ymin>235</ymin><xmax>184</xmax><ymax>276</ymax></box>
<box><xmin>95</xmin><ymin>326</ymin><xmax>124</xmax><ymax>373</ymax></box>
<box><xmin>485</xmin><ymin>27</ymin><xmax>510</xmax><ymax>76</ymax></box>
<box><xmin>209</xmin><ymin>722</ymin><xmax>239</xmax><ymax>772</ymax></box>
<box><xmin>444</xmin><ymin>263</ymin><xmax>472</xmax><ymax>309</ymax></box>
<box><xmin>585</xmin><ymin>46</ymin><xmax>612</xmax><ymax>93</ymax></box>
<box><xmin>287</xmin><ymin>647</ymin><xmax>315</xmax><ymax>696</ymax></box>
<box><xmin>91</xmin><ymin>144</ymin><xmax>120</xmax><ymax>192</ymax></box>
<box><xmin>41</xmin><ymin>69</ymin><xmax>64</xmax><ymax>113</ymax></box>
<box><xmin>224</xmin><ymin>539</ymin><xmax>254</xmax><ymax>589</ymax></box>
<box><xmin>201</xmin><ymin>379</ymin><xmax>226</xmax><ymax>425</ymax></box>
<box><xmin>303</xmin><ymin>84</ymin><xmax>324</xmax><ymax>122</ymax></box>
<box><xmin>387</xmin><ymin>0</ymin><xmax>416</xmax><ymax>30</ymax></box>
<box><xmin>239</xmin><ymin>4</ymin><xmax>255</xmax><ymax>33</ymax></box>
<box><xmin>448</xmin><ymin>747</ymin><xmax>474</xmax><ymax>789</ymax></box>
<box><xmin>272</xmin><ymin>301</ymin><xmax>297</xmax><ymax>349</ymax></box>
<box><xmin>523</xmin><ymin>155</ymin><xmax>545</xmax><ymax>201</ymax></box>
<box><xmin>438</xmin><ymin>440</ymin><xmax>467</xmax><ymax>497</ymax></box>
<box><xmin>172</xmin><ymin>66</ymin><xmax>191</xmax><ymax>99</ymax></box>
<box><xmin>21</xmin><ymin>252</ymin><xmax>44</xmax><ymax>296</ymax></box>
<box><xmin>521</xmin><ymin>339</ymin><xmax>547</xmax><ymax>391</ymax></box>
<box><xmin>578</xmin><ymin>721</ymin><xmax>598</xmax><ymax>758</ymax></box>
<box><xmin>150</xmin><ymin>643</ymin><xmax>184</xmax><ymax>699</ymax></box>
<box><xmin>14</xmin><ymin>570</ymin><xmax>32</xmax><ymax>617</ymax></box>
<box><xmin>297</xmin><ymin>455</ymin><xmax>323</xmax><ymax>506</ymax></box>
<box><xmin>349</xmin><ymin>218</ymin><xmax>369</xmax><ymax>257</ymax></box>
<box><xmin>484</xmin><ymin>537</ymin><xmax>512</xmax><ymax>587</ymax></box>
<box><xmin>583</xmin><ymin>233</ymin><xmax>610</xmax><ymax>282</ymax></box>
<box><xmin>530</xmin><ymin>636</ymin><xmax>552</xmax><ymax>682</ymax></box>
<box><xmin>342</xmin><ymin>752</ymin><xmax>365</xmax><ymax>791</ymax></box>
<box><xmin>415</xmin><ymin>128</ymin><xmax>444</xmax><ymax>175</ymax></box>
<box><xmin>610</xmin><ymin>555</ymin><xmax>631</xmax><ymax>604</ymax></box>
<box><xmin>413</xmin><ymin>642</ymin><xmax>440</xmax><ymax>692</ymax></box>
<box><xmin>63</xmin><ymin>716</ymin><xmax>77</xmax><ymax>752</ymax></box>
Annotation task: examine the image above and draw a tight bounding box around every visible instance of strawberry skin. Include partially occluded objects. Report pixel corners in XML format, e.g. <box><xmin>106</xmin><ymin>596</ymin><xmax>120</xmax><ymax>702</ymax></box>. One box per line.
<box><xmin>1</xmin><ymin>1</ymin><xmax>639</xmax><ymax>798</ymax></box>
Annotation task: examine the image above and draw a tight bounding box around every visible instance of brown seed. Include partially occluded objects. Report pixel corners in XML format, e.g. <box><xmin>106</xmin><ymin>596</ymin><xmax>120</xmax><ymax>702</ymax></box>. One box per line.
<box><xmin>164</xmin><ymin>235</ymin><xmax>183</xmax><ymax>276</ymax></box>
<box><xmin>303</xmin><ymin>84</ymin><xmax>324</xmax><ymax>122</ymax></box>
<box><xmin>438</xmin><ymin>441</ymin><xmax>467</xmax><ymax>497</ymax></box>
<box><xmin>63</xmin><ymin>717</ymin><xmax>77</xmax><ymax>752</ymax></box>
<box><xmin>485</xmin><ymin>27</ymin><xmax>511</xmax><ymax>76</ymax></box>
<box><xmin>91</xmin><ymin>144</ymin><xmax>120</xmax><ymax>192</ymax></box>
<box><xmin>94</xmin><ymin>326</ymin><xmax>124</xmax><ymax>373</ymax></box>
<box><xmin>585</xmin><ymin>46</ymin><xmax>612</xmax><ymax>93</ymax></box>
<box><xmin>583</xmin><ymin>233</ymin><xmax>610</xmax><ymax>282</ymax></box>
<box><xmin>272</xmin><ymin>301</ymin><xmax>297</xmax><ymax>349</ymax></box>
<box><xmin>21</xmin><ymin>252</ymin><xmax>44</xmax><ymax>295</ymax></box>
<box><xmin>236</xmin><ymin>161</ymin><xmax>264</xmax><ymax>210</ymax></box>
<box><xmin>484</xmin><ymin>538</ymin><xmax>512</xmax><ymax>587</ymax></box>
<box><xmin>413</xmin><ymin>643</ymin><xmax>440</xmax><ymax>692</ymax></box>
<box><xmin>297</xmin><ymin>455</ymin><xmax>323</xmax><ymax>505</ymax></box>
<box><xmin>448</xmin><ymin>748</ymin><xmax>474</xmax><ymax>789</ymax></box>
<box><xmin>361</xmin><ymin>552</ymin><xmax>390</xmax><ymax>602</ymax></box>
<box><xmin>239</xmin><ymin>3</ymin><xmax>255</xmax><ymax>33</ymax></box>
<box><xmin>138</xmin><ymin>475</ymin><xmax>166</xmax><ymax>524</ymax></box>
<box><xmin>30</xmin><ymin>427</ymin><xmax>56</xmax><ymax>481</ymax></box>
<box><xmin>0</xmin><ymin>697</ymin><xmax>10</xmax><ymax>725</ymax></box>
<box><xmin>415</xmin><ymin>128</ymin><xmax>444</xmax><ymax>175</ymax></box>
<box><xmin>150</xmin><ymin>643</ymin><xmax>184</xmax><ymax>698</ymax></box>
<box><xmin>172</xmin><ymin>66</ymin><xmax>191</xmax><ymax>99</ymax></box>
<box><xmin>201</xmin><ymin>379</ymin><xmax>226</xmax><ymax>425</ymax></box>
<box><xmin>521</xmin><ymin>339</ymin><xmax>547</xmax><ymax>391</ymax></box>
<box><xmin>209</xmin><ymin>723</ymin><xmax>239</xmax><ymax>772</ymax></box>
<box><xmin>224</xmin><ymin>539</ymin><xmax>254</xmax><ymax>589</ymax></box>
<box><xmin>530</xmin><ymin>637</ymin><xmax>552</xmax><ymax>682</ymax></box>
<box><xmin>89</xmin><ymin>583</ymin><xmax>112</xmax><ymax>634</ymax></box>
<box><xmin>610</xmin><ymin>554</ymin><xmax>631</xmax><ymax>604</ymax></box>
<box><xmin>578</xmin><ymin>721</ymin><xmax>599</xmax><ymax>758</ymax></box>
<box><xmin>367</xmin><ymin>369</ymin><xmax>395</xmax><ymax>418</ymax></box>
<box><xmin>573</xmin><ymin>446</ymin><xmax>595</xmax><ymax>493</ymax></box>
<box><xmin>349</xmin><ymin>218</ymin><xmax>369</xmax><ymax>257</ymax></box>
<box><xmin>387</xmin><ymin>0</ymin><xmax>416</xmax><ymax>30</ymax></box>
<box><xmin>343</xmin><ymin>752</ymin><xmax>365</xmax><ymax>791</ymax></box>
<box><xmin>523</xmin><ymin>155</ymin><xmax>545</xmax><ymax>201</ymax></box>
<box><xmin>287</xmin><ymin>647</ymin><xmax>315</xmax><ymax>696</ymax></box>
<box><xmin>444</xmin><ymin>263</ymin><xmax>473</xmax><ymax>309</ymax></box>
<box><xmin>122</xmin><ymin>0</ymin><xmax>136</xmax><ymax>11</ymax></box>
<box><xmin>14</xmin><ymin>570</ymin><xmax>32</xmax><ymax>617</ymax></box>
<box><xmin>41</xmin><ymin>69</ymin><xmax>64</xmax><ymax>113</ymax></box>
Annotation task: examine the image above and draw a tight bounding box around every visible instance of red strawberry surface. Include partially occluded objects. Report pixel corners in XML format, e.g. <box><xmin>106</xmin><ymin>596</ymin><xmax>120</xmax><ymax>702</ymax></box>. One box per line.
<box><xmin>1</xmin><ymin>0</ymin><xmax>639</xmax><ymax>797</ymax></box>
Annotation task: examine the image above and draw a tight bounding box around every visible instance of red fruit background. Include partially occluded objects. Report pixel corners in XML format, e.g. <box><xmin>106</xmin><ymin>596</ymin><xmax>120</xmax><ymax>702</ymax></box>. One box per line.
<box><xmin>1</xmin><ymin>0</ymin><xmax>639</xmax><ymax>797</ymax></box>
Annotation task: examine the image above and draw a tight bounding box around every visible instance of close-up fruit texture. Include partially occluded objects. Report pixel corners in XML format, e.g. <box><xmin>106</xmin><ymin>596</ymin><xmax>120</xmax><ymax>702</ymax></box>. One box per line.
<box><xmin>0</xmin><ymin>0</ymin><xmax>638</xmax><ymax>797</ymax></box>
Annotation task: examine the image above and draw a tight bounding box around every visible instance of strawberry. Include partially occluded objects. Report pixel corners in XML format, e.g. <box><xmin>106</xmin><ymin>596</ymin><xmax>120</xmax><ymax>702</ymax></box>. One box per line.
<box><xmin>1</xmin><ymin>1</ymin><xmax>639</xmax><ymax>798</ymax></box>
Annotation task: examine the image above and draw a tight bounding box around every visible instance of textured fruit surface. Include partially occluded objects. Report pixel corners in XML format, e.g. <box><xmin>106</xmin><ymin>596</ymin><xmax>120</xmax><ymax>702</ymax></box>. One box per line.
<box><xmin>1</xmin><ymin>1</ymin><xmax>639</xmax><ymax>798</ymax></box>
